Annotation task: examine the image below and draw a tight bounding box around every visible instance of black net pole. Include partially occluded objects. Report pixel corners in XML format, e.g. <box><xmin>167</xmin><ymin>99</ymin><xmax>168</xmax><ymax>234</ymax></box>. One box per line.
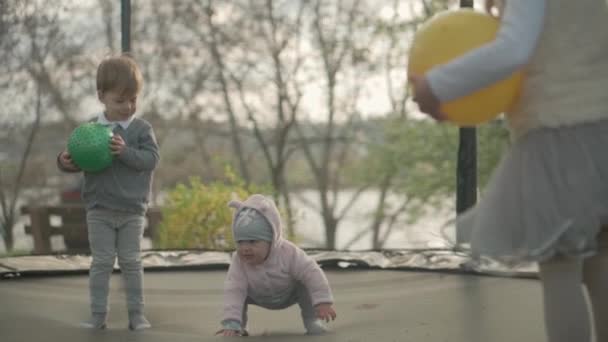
<box><xmin>456</xmin><ymin>0</ymin><xmax>477</xmax><ymax>214</ymax></box>
<box><xmin>121</xmin><ymin>0</ymin><xmax>131</xmax><ymax>53</ymax></box>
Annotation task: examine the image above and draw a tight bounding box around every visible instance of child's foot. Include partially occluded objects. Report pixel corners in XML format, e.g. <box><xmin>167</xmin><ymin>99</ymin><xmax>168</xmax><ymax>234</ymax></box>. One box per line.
<box><xmin>214</xmin><ymin>328</ymin><xmax>248</xmax><ymax>336</ymax></box>
<box><xmin>79</xmin><ymin>312</ymin><xmax>107</xmax><ymax>329</ymax></box>
<box><xmin>304</xmin><ymin>319</ymin><xmax>328</xmax><ymax>335</ymax></box>
<box><xmin>128</xmin><ymin>311</ymin><xmax>151</xmax><ymax>331</ymax></box>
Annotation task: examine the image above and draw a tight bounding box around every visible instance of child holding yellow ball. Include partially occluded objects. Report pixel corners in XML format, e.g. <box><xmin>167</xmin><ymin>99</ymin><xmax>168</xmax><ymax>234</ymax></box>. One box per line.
<box><xmin>410</xmin><ymin>1</ymin><xmax>608</xmax><ymax>342</ymax></box>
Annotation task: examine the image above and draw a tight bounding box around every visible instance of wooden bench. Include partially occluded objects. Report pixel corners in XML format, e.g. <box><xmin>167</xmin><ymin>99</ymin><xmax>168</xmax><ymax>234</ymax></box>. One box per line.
<box><xmin>20</xmin><ymin>205</ymin><xmax>162</xmax><ymax>254</ymax></box>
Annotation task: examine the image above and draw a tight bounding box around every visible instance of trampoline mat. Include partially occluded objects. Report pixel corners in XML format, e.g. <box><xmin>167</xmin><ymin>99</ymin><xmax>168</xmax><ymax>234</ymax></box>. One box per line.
<box><xmin>1</xmin><ymin>268</ymin><xmax>544</xmax><ymax>342</ymax></box>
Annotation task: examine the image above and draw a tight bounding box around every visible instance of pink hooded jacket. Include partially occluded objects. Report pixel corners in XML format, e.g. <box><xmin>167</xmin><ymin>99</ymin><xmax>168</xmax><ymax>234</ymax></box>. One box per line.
<box><xmin>223</xmin><ymin>194</ymin><xmax>334</xmax><ymax>324</ymax></box>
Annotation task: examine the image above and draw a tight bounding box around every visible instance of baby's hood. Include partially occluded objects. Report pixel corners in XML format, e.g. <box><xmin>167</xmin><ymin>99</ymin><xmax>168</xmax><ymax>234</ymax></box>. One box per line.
<box><xmin>228</xmin><ymin>194</ymin><xmax>283</xmax><ymax>248</ymax></box>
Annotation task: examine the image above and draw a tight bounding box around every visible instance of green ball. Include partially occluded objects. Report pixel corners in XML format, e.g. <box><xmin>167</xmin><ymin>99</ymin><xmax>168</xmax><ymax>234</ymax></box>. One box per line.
<box><xmin>67</xmin><ymin>123</ymin><xmax>114</xmax><ymax>173</ymax></box>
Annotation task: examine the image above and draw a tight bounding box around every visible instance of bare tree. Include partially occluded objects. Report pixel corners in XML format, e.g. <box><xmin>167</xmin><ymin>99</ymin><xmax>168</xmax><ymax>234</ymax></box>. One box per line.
<box><xmin>226</xmin><ymin>0</ymin><xmax>311</xmax><ymax>237</ymax></box>
<box><xmin>0</xmin><ymin>1</ymin><xmax>43</xmax><ymax>250</ymax></box>
<box><xmin>289</xmin><ymin>0</ymin><xmax>373</xmax><ymax>249</ymax></box>
<box><xmin>200</xmin><ymin>0</ymin><xmax>252</xmax><ymax>185</ymax></box>
<box><xmin>98</xmin><ymin>0</ymin><xmax>117</xmax><ymax>52</ymax></box>
<box><xmin>19</xmin><ymin>4</ymin><xmax>90</xmax><ymax>129</ymax></box>
<box><xmin>171</xmin><ymin>0</ymin><xmax>306</xmax><ymax>236</ymax></box>
<box><xmin>355</xmin><ymin>0</ymin><xmax>450</xmax><ymax>250</ymax></box>
<box><xmin>124</xmin><ymin>0</ymin><xmax>222</xmax><ymax>192</ymax></box>
<box><xmin>0</xmin><ymin>0</ymin><xmax>22</xmax><ymax>251</ymax></box>
<box><xmin>0</xmin><ymin>0</ymin><xmax>92</xmax><ymax>251</ymax></box>
<box><xmin>0</xmin><ymin>86</ymin><xmax>43</xmax><ymax>252</ymax></box>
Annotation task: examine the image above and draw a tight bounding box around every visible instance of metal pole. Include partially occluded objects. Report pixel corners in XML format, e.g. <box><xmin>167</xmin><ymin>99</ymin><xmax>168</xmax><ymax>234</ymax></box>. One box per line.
<box><xmin>121</xmin><ymin>0</ymin><xmax>131</xmax><ymax>53</ymax></box>
<box><xmin>456</xmin><ymin>0</ymin><xmax>477</xmax><ymax>214</ymax></box>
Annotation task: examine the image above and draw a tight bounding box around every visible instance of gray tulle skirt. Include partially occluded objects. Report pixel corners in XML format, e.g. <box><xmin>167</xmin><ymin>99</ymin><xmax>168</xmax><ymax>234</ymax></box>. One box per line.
<box><xmin>457</xmin><ymin>120</ymin><xmax>608</xmax><ymax>264</ymax></box>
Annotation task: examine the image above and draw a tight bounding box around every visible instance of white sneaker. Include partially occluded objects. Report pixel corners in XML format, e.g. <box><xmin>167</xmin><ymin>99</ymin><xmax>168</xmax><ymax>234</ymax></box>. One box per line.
<box><xmin>79</xmin><ymin>313</ymin><xmax>107</xmax><ymax>329</ymax></box>
<box><xmin>304</xmin><ymin>319</ymin><xmax>328</xmax><ymax>335</ymax></box>
<box><xmin>128</xmin><ymin>311</ymin><xmax>151</xmax><ymax>331</ymax></box>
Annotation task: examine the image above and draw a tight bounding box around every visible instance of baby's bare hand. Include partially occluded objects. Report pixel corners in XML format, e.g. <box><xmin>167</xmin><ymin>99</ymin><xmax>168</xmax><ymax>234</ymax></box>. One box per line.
<box><xmin>222</xmin><ymin>329</ymin><xmax>240</xmax><ymax>336</ymax></box>
<box><xmin>315</xmin><ymin>303</ymin><xmax>337</xmax><ymax>322</ymax></box>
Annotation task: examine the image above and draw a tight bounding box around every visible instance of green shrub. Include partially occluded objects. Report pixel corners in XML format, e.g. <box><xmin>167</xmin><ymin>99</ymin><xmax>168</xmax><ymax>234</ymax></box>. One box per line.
<box><xmin>155</xmin><ymin>168</ymin><xmax>269</xmax><ymax>250</ymax></box>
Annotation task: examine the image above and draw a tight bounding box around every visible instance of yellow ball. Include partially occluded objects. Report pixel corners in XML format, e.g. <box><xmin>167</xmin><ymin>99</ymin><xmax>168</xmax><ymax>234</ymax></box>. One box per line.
<box><xmin>408</xmin><ymin>9</ymin><xmax>522</xmax><ymax>126</ymax></box>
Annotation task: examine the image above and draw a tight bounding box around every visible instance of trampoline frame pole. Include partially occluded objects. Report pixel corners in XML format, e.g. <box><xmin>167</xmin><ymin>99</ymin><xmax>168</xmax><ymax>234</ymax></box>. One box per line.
<box><xmin>456</xmin><ymin>0</ymin><xmax>477</xmax><ymax>214</ymax></box>
<box><xmin>121</xmin><ymin>0</ymin><xmax>131</xmax><ymax>53</ymax></box>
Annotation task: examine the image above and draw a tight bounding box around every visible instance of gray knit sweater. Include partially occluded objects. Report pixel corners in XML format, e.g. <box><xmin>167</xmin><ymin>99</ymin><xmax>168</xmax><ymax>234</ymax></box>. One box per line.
<box><xmin>58</xmin><ymin>117</ymin><xmax>160</xmax><ymax>214</ymax></box>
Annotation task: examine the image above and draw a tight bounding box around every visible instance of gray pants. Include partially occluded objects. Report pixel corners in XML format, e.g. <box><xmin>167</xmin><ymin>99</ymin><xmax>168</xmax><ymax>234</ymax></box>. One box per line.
<box><xmin>87</xmin><ymin>208</ymin><xmax>145</xmax><ymax>314</ymax></box>
<box><xmin>242</xmin><ymin>282</ymin><xmax>316</xmax><ymax>330</ymax></box>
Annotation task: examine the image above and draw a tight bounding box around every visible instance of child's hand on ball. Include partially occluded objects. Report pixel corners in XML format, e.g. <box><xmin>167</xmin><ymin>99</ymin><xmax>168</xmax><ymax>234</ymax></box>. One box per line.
<box><xmin>59</xmin><ymin>150</ymin><xmax>81</xmax><ymax>172</ymax></box>
<box><xmin>484</xmin><ymin>0</ymin><xmax>504</xmax><ymax>18</ymax></box>
<box><xmin>409</xmin><ymin>74</ymin><xmax>446</xmax><ymax>122</ymax></box>
<box><xmin>110</xmin><ymin>134</ymin><xmax>126</xmax><ymax>156</ymax></box>
<box><xmin>315</xmin><ymin>303</ymin><xmax>337</xmax><ymax>323</ymax></box>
